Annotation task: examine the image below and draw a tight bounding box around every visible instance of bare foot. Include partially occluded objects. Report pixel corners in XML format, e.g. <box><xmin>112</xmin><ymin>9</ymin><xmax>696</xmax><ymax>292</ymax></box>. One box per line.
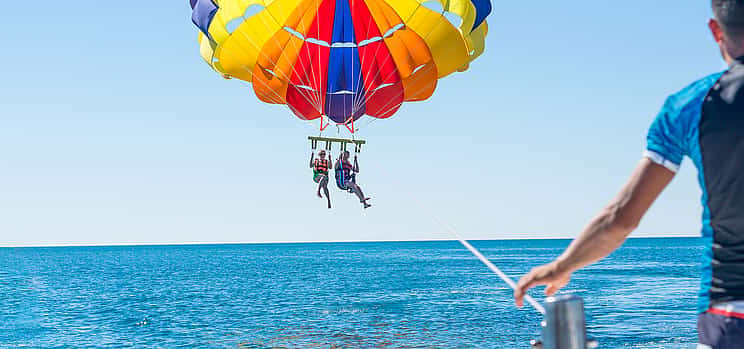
<box><xmin>327</xmin><ymin>202</ymin><xmax>332</xmax><ymax>209</ymax></box>
<box><xmin>363</xmin><ymin>202</ymin><xmax>372</xmax><ymax>209</ymax></box>
<box><xmin>317</xmin><ymin>191</ymin><xmax>322</xmax><ymax>198</ymax></box>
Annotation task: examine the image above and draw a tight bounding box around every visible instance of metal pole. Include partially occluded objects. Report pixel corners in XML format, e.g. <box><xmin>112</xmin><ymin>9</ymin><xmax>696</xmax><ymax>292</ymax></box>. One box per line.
<box><xmin>532</xmin><ymin>295</ymin><xmax>598</xmax><ymax>349</ymax></box>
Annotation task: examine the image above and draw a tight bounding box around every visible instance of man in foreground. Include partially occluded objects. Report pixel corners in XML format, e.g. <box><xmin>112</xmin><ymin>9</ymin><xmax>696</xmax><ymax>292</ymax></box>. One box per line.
<box><xmin>514</xmin><ymin>1</ymin><xmax>744</xmax><ymax>347</ymax></box>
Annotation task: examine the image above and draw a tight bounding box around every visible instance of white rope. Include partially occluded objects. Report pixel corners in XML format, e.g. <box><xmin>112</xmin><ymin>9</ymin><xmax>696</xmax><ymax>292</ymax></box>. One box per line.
<box><xmin>432</xmin><ymin>217</ymin><xmax>546</xmax><ymax>315</ymax></box>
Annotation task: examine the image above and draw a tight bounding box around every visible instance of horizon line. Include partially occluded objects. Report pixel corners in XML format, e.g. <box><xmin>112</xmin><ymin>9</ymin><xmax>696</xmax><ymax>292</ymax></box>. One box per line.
<box><xmin>0</xmin><ymin>234</ymin><xmax>699</xmax><ymax>248</ymax></box>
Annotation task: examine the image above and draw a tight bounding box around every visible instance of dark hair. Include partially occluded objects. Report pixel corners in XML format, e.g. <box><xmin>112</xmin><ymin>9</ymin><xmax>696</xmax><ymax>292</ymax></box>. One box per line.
<box><xmin>713</xmin><ymin>0</ymin><xmax>744</xmax><ymax>37</ymax></box>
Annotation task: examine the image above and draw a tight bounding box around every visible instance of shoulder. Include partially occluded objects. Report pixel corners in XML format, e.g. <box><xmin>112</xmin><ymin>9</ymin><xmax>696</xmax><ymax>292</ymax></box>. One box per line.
<box><xmin>651</xmin><ymin>72</ymin><xmax>725</xmax><ymax>133</ymax></box>
<box><xmin>661</xmin><ymin>72</ymin><xmax>724</xmax><ymax>120</ymax></box>
<box><xmin>710</xmin><ymin>60</ymin><xmax>744</xmax><ymax>102</ymax></box>
<box><xmin>646</xmin><ymin>72</ymin><xmax>725</xmax><ymax>168</ymax></box>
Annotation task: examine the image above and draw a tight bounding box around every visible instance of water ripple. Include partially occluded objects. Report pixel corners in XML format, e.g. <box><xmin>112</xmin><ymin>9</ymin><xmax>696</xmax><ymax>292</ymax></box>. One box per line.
<box><xmin>0</xmin><ymin>238</ymin><xmax>700</xmax><ymax>348</ymax></box>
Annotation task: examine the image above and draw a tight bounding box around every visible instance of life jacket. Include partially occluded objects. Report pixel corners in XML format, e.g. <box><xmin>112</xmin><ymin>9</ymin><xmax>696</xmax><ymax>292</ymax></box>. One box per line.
<box><xmin>314</xmin><ymin>159</ymin><xmax>330</xmax><ymax>173</ymax></box>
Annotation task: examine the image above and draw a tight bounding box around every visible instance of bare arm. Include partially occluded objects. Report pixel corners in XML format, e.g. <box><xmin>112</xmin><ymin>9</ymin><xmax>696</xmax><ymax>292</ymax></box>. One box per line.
<box><xmin>514</xmin><ymin>158</ymin><xmax>676</xmax><ymax>306</ymax></box>
<box><xmin>309</xmin><ymin>153</ymin><xmax>315</xmax><ymax>168</ymax></box>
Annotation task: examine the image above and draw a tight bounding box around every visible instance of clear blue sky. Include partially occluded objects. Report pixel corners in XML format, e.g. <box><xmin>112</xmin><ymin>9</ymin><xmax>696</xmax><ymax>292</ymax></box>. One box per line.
<box><xmin>0</xmin><ymin>1</ymin><xmax>726</xmax><ymax>246</ymax></box>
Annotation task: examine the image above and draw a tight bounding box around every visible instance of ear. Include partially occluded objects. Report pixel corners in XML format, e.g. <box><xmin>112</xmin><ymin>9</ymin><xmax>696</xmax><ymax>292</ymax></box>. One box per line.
<box><xmin>709</xmin><ymin>18</ymin><xmax>725</xmax><ymax>43</ymax></box>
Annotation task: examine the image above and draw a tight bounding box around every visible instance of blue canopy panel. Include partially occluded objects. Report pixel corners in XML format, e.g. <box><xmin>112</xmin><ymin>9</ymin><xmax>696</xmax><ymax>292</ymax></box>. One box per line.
<box><xmin>469</xmin><ymin>0</ymin><xmax>492</xmax><ymax>31</ymax></box>
<box><xmin>324</xmin><ymin>0</ymin><xmax>366</xmax><ymax>124</ymax></box>
<box><xmin>191</xmin><ymin>0</ymin><xmax>219</xmax><ymax>41</ymax></box>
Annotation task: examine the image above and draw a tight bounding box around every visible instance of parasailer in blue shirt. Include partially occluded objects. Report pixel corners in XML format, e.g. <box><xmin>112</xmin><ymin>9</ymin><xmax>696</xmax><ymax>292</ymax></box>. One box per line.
<box><xmin>335</xmin><ymin>151</ymin><xmax>371</xmax><ymax>209</ymax></box>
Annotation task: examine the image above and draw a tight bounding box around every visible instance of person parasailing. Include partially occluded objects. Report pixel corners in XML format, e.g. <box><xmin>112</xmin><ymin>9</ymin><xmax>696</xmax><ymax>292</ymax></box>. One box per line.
<box><xmin>310</xmin><ymin>149</ymin><xmax>332</xmax><ymax>209</ymax></box>
<box><xmin>335</xmin><ymin>151</ymin><xmax>371</xmax><ymax>209</ymax></box>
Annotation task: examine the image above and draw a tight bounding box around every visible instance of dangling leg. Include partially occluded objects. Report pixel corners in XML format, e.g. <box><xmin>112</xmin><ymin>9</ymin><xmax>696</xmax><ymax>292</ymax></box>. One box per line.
<box><xmin>350</xmin><ymin>183</ymin><xmax>371</xmax><ymax>208</ymax></box>
<box><xmin>314</xmin><ymin>174</ymin><xmax>323</xmax><ymax>198</ymax></box>
<box><xmin>320</xmin><ymin>175</ymin><xmax>331</xmax><ymax>208</ymax></box>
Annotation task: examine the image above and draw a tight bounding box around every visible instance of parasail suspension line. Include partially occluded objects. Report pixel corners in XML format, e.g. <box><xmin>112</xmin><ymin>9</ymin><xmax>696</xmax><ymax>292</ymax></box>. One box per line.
<box><xmin>319</xmin><ymin>116</ymin><xmax>331</xmax><ymax>132</ymax></box>
<box><xmin>343</xmin><ymin>116</ymin><xmax>356</xmax><ymax>134</ymax></box>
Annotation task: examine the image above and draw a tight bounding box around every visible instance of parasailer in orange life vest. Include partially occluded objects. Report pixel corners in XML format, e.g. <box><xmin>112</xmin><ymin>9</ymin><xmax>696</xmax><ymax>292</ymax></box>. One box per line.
<box><xmin>335</xmin><ymin>151</ymin><xmax>371</xmax><ymax>209</ymax></box>
<box><xmin>310</xmin><ymin>149</ymin><xmax>332</xmax><ymax>209</ymax></box>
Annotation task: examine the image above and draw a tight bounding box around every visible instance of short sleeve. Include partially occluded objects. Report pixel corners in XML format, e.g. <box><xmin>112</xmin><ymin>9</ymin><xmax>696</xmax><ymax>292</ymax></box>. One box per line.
<box><xmin>645</xmin><ymin>96</ymin><xmax>688</xmax><ymax>172</ymax></box>
<box><xmin>644</xmin><ymin>72</ymin><xmax>724</xmax><ymax>173</ymax></box>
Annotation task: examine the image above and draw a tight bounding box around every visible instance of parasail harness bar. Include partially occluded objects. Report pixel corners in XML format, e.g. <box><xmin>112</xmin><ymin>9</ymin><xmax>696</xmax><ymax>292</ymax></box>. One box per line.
<box><xmin>309</xmin><ymin>136</ymin><xmax>366</xmax><ymax>153</ymax></box>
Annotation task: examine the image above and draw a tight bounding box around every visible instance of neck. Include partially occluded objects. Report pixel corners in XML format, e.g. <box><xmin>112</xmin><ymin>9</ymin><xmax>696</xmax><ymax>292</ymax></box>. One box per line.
<box><xmin>727</xmin><ymin>51</ymin><xmax>744</xmax><ymax>64</ymax></box>
<box><xmin>723</xmin><ymin>39</ymin><xmax>744</xmax><ymax>65</ymax></box>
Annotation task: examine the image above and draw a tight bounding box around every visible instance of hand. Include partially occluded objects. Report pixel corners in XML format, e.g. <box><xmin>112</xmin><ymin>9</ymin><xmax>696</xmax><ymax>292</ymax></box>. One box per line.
<box><xmin>514</xmin><ymin>261</ymin><xmax>572</xmax><ymax>307</ymax></box>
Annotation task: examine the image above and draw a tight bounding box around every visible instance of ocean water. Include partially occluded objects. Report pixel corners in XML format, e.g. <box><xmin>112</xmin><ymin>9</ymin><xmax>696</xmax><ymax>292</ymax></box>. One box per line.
<box><xmin>1</xmin><ymin>238</ymin><xmax>702</xmax><ymax>348</ymax></box>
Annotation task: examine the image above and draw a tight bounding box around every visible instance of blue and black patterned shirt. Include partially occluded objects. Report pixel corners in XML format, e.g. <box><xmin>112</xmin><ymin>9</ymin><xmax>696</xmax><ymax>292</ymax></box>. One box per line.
<box><xmin>645</xmin><ymin>57</ymin><xmax>744</xmax><ymax>312</ymax></box>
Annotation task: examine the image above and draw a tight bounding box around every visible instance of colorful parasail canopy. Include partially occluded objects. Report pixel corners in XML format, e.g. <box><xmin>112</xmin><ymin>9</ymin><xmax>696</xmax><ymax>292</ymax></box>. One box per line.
<box><xmin>190</xmin><ymin>0</ymin><xmax>491</xmax><ymax>130</ymax></box>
